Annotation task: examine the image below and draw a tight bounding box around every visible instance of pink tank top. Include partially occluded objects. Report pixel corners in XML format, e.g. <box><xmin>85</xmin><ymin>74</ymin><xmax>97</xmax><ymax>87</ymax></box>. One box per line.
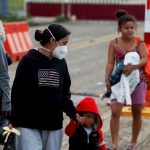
<box><xmin>114</xmin><ymin>37</ymin><xmax>142</xmax><ymax>61</ymax></box>
<box><xmin>114</xmin><ymin>37</ymin><xmax>146</xmax><ymax>81</ymax></box>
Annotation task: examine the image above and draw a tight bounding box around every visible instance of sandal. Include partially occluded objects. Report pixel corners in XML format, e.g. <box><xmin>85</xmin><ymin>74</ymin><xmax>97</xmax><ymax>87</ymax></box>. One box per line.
<box><xmin>107</xmin><ymin>145</ymin><xmax>117</xmax><ymax>150</ymax></box>
<box><xmin>126</xmin><ymin>144</ymin><xmax>137</xmax><ymax>150</ymax></box>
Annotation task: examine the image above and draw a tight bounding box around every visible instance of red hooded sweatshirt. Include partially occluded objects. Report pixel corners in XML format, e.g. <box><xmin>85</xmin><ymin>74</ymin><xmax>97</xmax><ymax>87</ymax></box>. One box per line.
<box><xmin>65</xmin><ymin>97</ymin><xmax>106</xmax><ymax>150</ymax></box>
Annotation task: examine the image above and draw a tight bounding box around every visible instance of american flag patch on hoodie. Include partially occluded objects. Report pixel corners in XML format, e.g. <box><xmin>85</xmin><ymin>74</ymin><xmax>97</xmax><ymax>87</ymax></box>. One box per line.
<box><xmin>38</xmin><ymin>69</ymin><xmax>59</xmax><ymax>87</ymax></box>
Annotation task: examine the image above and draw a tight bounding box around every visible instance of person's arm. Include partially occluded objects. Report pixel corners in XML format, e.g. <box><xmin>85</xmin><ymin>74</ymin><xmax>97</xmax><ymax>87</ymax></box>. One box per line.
<box><xmin>65</xmin><ymin>115</ymin><xmax>90</xmax><ymax>137</ymax></box>
<box><xmin>105</xmin><ymin>40</ymin><xmax>115</xmax><ymax>91</ymax></box>
<box><xmin>65</xmin><ymin>119</ymin><xmax>78</xmax><ymax>137</ymax></box>
<box><xmin>10</xmin><ymin>55</ymin><xmax>33</xmax><ymax>125</ymax></box>
<box><xmin>11</xmin><ymin>55</ymin><xmax>33</xmax><ymax>105</ymax></box>
<box><xmin>123</xmin><ymin>42</ymin><xmax>148</xmax><ymax>75</ymax></box>
<box><xmin>62</xmin><ymin>60</ymin><xmax>76</xmax><ymax>119</ymax></box>
<box><xmin>0</xmin><ymin>39</ymin><xmax>11</xmax><ymax>112</ymax></box>
<box><xmin>0</xmin><ymin>20</ymin><xmax>6</xmax><ymax>42</ymax></box>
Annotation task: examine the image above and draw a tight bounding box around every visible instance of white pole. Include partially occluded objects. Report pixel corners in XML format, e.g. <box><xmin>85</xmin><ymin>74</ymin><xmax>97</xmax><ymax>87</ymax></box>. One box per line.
<box><xmin>144</xmin><ymin>0</ymin><xmax>150</xmax><ymax>44</ymax></box>
<box><xmin>24</xmin><ymin>0</ymin><xmax>30</xmax><ymax>16</ymax></box>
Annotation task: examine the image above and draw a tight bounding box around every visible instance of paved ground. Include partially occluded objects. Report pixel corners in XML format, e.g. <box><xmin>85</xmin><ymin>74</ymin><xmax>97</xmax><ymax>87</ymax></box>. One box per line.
<box><xmin>1</xmin><ymin>20</ymin><xmax>150</xmax><ymax>150</ymax></box>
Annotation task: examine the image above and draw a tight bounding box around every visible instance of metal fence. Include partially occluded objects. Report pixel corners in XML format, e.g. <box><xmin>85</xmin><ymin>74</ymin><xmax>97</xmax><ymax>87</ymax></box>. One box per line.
<box><xmin>26</xmin><ymin>0</ymin><xmax>145</xmax><ymax>4</ymax></box>
<box><xmin>0</xmin><ymin>0</ymin><xmax>145</xmax><ymax>17</ymax></box>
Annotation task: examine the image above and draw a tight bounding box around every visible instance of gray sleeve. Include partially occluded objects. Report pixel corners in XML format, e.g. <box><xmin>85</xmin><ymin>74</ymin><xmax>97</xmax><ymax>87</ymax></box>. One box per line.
<box><xmin>0</xmin><ymin>39</ymin><xmax>11</xmax><ymax>111</ymax></box>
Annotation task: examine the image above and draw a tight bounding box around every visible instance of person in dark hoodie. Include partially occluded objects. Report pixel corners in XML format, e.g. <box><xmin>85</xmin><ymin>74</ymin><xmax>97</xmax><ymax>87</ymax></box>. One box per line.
<box><xmin>65</xmin><ymin>97</ymin><xmax>106</xmax><ymax>150</ymax></box>
<box><xmin>10</xmin><ymin>24</ymin><xmax>77</xmax><ymax>150</ymax></box>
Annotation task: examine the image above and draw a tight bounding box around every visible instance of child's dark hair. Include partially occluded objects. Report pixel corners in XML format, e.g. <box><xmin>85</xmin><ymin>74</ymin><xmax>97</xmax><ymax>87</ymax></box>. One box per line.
<box><xmin>115</xmin><ymin>10</ymin><xmax>137</xmax><ymax>31</ymax></box>
<box><xmin>78</xmin><ymin>111</ymin><xmax>86</xmax><ymax>117</ymax></box>
<box><xmin>78</xmin><ymin>111</ymin><xmax>97</xmax><ymax>117</ymax></box>
<box><xmin>34</xmin><ymin>24</ymin><xmax>71</xmax><ymax>46</ymax></box>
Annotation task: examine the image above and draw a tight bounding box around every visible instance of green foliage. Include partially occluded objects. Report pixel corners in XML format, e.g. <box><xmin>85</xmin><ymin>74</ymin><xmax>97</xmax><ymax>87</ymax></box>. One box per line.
<box><xmin>9</xmin><ymin>0</ymin><xmax>24</xmax><ymax>10</ymax></box>
<box><xmin>0</xmin><ymin>15</ymin><xmax>27</xmax><ymax>23</ymax></box>
<box><xmin>55</xmin><ymin>15</ymin><xmax>68</xmax><ymax>23</ymax></box>
<box><xmin>0</xmin><ymin>0</ymin><xmax>25</xmax><ymax>22</ymax></box>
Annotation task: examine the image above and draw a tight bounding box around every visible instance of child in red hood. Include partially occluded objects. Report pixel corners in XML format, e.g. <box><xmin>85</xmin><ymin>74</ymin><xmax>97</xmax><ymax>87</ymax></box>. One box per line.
<box><xmin>65</xmin><ymin>97</ymin><xmax>106</xmax><ymax>150</ymax></box>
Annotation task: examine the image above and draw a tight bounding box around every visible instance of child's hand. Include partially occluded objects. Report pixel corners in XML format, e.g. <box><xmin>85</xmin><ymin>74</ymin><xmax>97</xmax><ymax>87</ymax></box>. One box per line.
<box><xmin>77</xmin><ymin>115</ymin><xmax>95</xmax><ymax>127</ymax></box>
<box><xmin>76</xmin><ymin>114</ymin><xmax>87</xmax><ymax>125</ymax></box>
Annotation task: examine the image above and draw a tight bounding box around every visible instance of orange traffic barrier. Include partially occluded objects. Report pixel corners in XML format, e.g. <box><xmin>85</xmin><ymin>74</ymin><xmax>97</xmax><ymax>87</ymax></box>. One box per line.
<box><xmin>145</xmin><ymin>90</ymin><xmax>150</xmax><ymax>106</ymax></box>
<box><xmin>145</xmin><ymin>44</ymin><xmax>150</xmax><ymax>77</ymax></box>
<box><xmin>122</xmin><ymin>106</ymin><xmax>150</xmax><ymax>118</ymax></box>
<box><xmin>145</xmin><ymin>44</ymin><xmax>150</xmax><ymax>106</ymax></box>
<box><xmin>3</xmin><ymin>21</ymin><xmax>33</xmax><ymax>61</ymax></box>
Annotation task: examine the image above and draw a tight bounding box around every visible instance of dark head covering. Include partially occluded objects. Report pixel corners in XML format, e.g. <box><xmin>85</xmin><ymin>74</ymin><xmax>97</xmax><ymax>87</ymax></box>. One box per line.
<box><xmin>48</xmin><ymin>24</ymin><xmax>71</xmax><ymax>41</ymax></box>
<box><xmin>35</xmin><ymin>24</ymin><xmax>71</xmax><ymax>46</ymax></box>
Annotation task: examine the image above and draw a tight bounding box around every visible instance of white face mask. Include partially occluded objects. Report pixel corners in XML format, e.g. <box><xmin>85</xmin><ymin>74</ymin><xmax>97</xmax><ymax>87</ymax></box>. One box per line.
<box><xmin>46</xmin><ymin>27</ymin><xmax>68</xmax><ymax>60</ymax></box>
<box><xmin>53</xmin><ymin>45</ymin><xmax>67</xmax><ymax>60</ymax></box>
<box><xmin>41</xmin><ymin>44</ymin><xmax>67</xmax><ymax>60</ymax></box>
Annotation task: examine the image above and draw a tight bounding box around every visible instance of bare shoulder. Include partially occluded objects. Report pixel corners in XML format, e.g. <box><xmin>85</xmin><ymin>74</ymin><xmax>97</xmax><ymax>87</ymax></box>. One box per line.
<box><xmin>139</xmin><ymin>41</ymin><xmax>147</xmax><ymax>49</ymax></box>
<box><xmin>138</xmin><ymin>40</ymin><xmax>148</xmax><ymax>57</ymax></box>
<box><xmin>108</xmin><ymin>38</ymin><xmax>117</xmax><ymax>50</ymax></box>
<box><xmin>110</xmin><ymin>38</ymin><xmax>116</xmax><ymax>45</ymax></box>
